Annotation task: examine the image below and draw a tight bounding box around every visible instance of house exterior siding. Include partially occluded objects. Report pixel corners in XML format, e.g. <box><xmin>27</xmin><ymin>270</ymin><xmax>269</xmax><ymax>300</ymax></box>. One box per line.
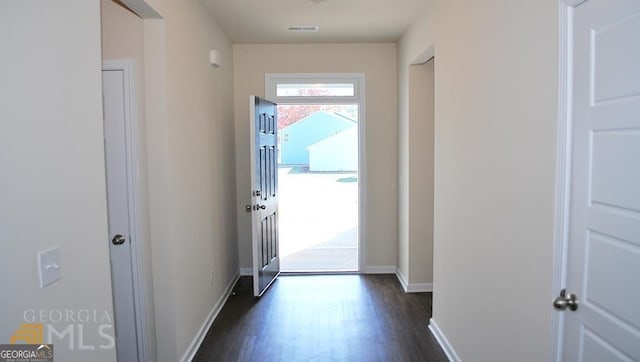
<box><xmin>308</xmin><ymin>126</ymin><xmax>358</xmax><ymax>172</ymax></box>
<box><xmin>280</xmin><ymin>111</ymin><xmax>355</xmax><ymax>165</ymax></box>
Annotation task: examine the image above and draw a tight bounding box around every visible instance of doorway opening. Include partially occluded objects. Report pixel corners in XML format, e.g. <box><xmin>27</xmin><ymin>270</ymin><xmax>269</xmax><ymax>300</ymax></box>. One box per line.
<box><xmin>278</xmin><ymin>104</ymin><xmax>359</xmax><ymax>272</ymax></box>
<box><xmin>266</xmin><ymin>74</ymin><xmax>365</xmax><ymax>273</ymax></box>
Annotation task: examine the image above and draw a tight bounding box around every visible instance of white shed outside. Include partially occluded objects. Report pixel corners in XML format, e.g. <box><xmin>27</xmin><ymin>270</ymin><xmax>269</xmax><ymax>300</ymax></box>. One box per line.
<box><xmin>307</xmin><ymin>126</ymin><xmax>358</xmax><ymax>172</ymax></box>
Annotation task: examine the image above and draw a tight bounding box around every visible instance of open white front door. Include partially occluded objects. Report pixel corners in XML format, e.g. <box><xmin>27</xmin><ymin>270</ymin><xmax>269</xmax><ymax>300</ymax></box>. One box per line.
<box><xmin>249</xmin><ymin>96</ymin><xmax>280</xmax><ymax>297</ymax></box>
<box><xmin>557</xmin><ymin>0</ymin><xmax>640</xmax><ymax>360</ymax></box>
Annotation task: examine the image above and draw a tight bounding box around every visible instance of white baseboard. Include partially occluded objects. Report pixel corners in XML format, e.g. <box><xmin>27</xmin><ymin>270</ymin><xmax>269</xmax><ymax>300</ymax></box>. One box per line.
<box><xmin>239</xmin><ymin>267</ymin><xmax>252</xmax><ymax>276</ymax></box>
<box><xmin>395</xmin><ymin>267</ymin><xmax>433</xmax><ymax>293</ymax></box>
<box><xmin>180</xmin><ymin>272</ymin><xmax>240</xmax><ymax>362</ymax></box>
<box><xmin>363</xmin><ymin>265</ymin><xmax>396</xmax><ymax>274</ymax></box>
<box><xmin>395</xmin><ymin>267</ymin><xmax>410</xmax><ymax>291</ymax></box>
<box><xmin>409</xmin><ymin>282</ymin><xmax>433</xmax><ymax>293</ymax></box>
<box><xmin>428</xmin><ymin>318</ymin><xmax>461</xmax><ymax>362</ymax></box>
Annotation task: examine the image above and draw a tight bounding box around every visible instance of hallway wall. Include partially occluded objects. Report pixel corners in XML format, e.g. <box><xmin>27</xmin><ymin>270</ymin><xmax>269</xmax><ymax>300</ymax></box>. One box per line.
<box><xmin>399</xmin><ymin>1</ymin><xmax>559</xmax><ymax>360</ymax></box>
<box><xmin>398</xmin><ymin>59</ymin><xmax>435</xmax><ymax>287</ymax></box>
<box><xmin>0</xmin><ymin>2</ymin><xmax>116</xmax><ymax>361</ymax></box>
<box><xmin>100</xmin><ymin>1</ymin><xmax>157</xmax><ymax>359</ymax></box>
<box><xmin>118</xmin><ymin>0</ymin><xmax>238</xmax><ymax>360</ymax></box>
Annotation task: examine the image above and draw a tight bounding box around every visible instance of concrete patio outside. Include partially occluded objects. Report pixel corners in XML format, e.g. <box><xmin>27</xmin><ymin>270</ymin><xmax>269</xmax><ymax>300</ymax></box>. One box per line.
<box><xmin>278</xmin><ymin>166</ymin><xmax>358</xmax><ymax>272</ymax></box>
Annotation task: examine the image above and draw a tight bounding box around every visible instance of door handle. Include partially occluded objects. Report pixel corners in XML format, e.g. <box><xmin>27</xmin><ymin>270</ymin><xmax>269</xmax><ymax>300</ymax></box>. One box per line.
<box><xmin>112</xmin><ymin>234</ymin><xmax>126</xmax><ymax>245</ymax></box>
<box><xmin>553</xmin><ymin>289</ymin><xmax>578</xmax><ymax>311</ymax></box>
<box><xmin>246</xmin><ymin>204</ymin><xmax>266</xmax><ymax>212</ymax></box>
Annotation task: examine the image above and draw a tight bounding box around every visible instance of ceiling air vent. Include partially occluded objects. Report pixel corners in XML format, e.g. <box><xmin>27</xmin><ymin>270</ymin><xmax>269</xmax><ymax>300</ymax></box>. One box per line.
<box><xmin>287</xmin><ymin>26</ymin><xmax>320</xmax><ymax>32</ymax></box>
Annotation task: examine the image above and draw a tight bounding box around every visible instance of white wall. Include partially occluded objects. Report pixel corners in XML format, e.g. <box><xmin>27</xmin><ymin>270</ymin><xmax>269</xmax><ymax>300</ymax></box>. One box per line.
<box><xmin>233</xmin><ymin>43</ymin><xmax>398</xmax><ymax>271</ymax></box>
<box><xmin>100</xmin><ymin>1</ymin><xmax>158</xmax><ymax>360</ymax></box>
<box><xmin>0</xmin><ymin>1</ymin><xmax>116</xmax><ymax>361</ymax></box>
<box><xmin>399</xmin><ymin>1</ymin><xmax>558</xmax><ymax>360</ymax></box>
<box><xmin>103</xmin><ymin>0</ymin><xmax>239</xmax><ymax>359</ymax></box>
<box><xmin>398</xmin><ymin>59</ymin><xmax>435</xmax><ymax>286</ymax></box>
<box><xmin>135</xmin><ymin>0</ymin><xmax>238</xmax><ymax>360</ymax></box>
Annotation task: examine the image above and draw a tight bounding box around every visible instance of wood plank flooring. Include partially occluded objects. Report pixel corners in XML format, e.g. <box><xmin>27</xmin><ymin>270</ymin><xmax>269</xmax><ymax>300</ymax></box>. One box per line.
<box><xmin>193</xmin><ymin>274</ymin><xmax>448</xmax><ymax>362</ymax></box>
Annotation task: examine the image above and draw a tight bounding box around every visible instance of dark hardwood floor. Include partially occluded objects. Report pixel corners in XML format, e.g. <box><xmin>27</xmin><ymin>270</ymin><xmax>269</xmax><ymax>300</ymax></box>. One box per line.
<box><xmin>193</xmin><ymin>274</ymin><xmax>448</xmax><ymax>362</ymax></box>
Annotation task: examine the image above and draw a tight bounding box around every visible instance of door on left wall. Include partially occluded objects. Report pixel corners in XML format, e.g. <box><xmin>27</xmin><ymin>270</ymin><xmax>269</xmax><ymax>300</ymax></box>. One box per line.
<box><xmin>102</xmin><ymin>68</ymin><xmax>140</xmax><ymax>361</ymax></box>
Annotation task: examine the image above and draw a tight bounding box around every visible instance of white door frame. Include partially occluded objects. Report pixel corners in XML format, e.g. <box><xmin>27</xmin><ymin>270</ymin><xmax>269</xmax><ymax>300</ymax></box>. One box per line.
<box><xmin>265</xmin><ymin>73</ymin><xmax>367</xmax><ymax>273</ymax></box>
<box><xmin>102</xmin><ymin>59</ymin><xmax>149</xmax><ymax>362</ymax></box>
<box><xmin>550</xmin><ymin>1</ymin><xmax>588</xmax><ymax>360</ymax></box>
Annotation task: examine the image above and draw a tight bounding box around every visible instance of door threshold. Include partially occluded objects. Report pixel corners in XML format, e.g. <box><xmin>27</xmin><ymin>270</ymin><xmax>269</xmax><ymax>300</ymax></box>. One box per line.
<box><xmin>280</xmin><ymin>270</ymin><xmax>359</xmax><ymax>276</ymax></box>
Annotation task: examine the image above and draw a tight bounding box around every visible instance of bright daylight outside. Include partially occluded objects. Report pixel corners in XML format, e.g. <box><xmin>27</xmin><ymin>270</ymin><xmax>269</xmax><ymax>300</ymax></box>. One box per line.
<box><xmin>277</xmin><ymin>96</ymin><xmax>359</xmax><ymax>272</ymax></box>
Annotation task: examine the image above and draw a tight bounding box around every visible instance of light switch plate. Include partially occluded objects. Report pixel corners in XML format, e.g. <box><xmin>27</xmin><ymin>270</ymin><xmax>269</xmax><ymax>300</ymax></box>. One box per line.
<box><xmin>38</xmin><ymin>247</ymin><xmax>61</xmax><ymax>288</ymax></box>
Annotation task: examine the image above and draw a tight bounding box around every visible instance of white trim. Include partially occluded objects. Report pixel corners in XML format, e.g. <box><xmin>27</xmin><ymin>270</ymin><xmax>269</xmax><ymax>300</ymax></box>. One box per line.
<box><xmin>265</xmin><ymin>73</ymin><xmax>363</xmax><ymax>105</ymax></box>
<box><xmin>180</xmin><ymin>272</ymin><xmax>240</xmax><ymax>362</ymax></box>
<box><xmin>363</xmin><ymin>266</ymin><xmax>396</xmax><ymax>274</ymax></box>
<box><xmin>408</xmin><ymin>283</ymin><xmax>433</xmax><ymax>293</ymax></box>
<box><xmin>429</xmin><ymin>319</ymin><xmax>461</xmax><ymax>362</ymax></box>
<box><xmin>551</xmin><ymin>1</ymin><xmax>577</xmax><ymax>361</ymax></box>
<box><xmin>102</xmin><ymin>59</ymin><xmax>149</xmax><ymax>362</ymax></box>
<box><xmin>412</xmin><ymin>45</ymin><xmax>435</xmax><ymax>65</ymax></box>
<box><xmin>563</xmin><ymin>0</ymin><xmax>587</xmax><ymax>6</ymax></box>
<box><xmin>357</xmin><ymin>76</ymin><xmax>367</xmax><ymax>274</ymax></box>
<box><xmin>240</xmin><ymin>267</ymin><xmax>253</xmax><ymax>276</ymax></box>
<box><xmin>280</xmin><ymin>271</ymin><xmax>359</xmax><ymax>276</ymax></box>
<box><xmin>395</xmin><ymin>267</ymin><xmax>409</xmax><ymax>291</ymax></box>
<box><xmin>264</xmin><ymin>73</ymin><xmax>367</xmax><ymax>274</ymax></box>
<box><xmin>395</xmin><ymin>268</ymin><xmax>433</xmax><ymax>293</ymax></box>
<box><xmin>120</xmin><ymin>0</ymin><xmax>162</xmax><ymax>19</ymax></box>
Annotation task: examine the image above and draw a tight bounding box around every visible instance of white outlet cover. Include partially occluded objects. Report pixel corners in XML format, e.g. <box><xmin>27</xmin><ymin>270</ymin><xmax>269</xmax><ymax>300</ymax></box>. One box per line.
<box><xmin>38</xmin><ymin>247</ymin><xmax>61</xmax><ymax>288</ymax></box>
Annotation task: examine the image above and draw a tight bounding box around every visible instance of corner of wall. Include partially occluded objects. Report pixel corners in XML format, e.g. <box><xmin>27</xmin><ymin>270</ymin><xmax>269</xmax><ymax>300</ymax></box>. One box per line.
<box><xmin>429</xmin><ymin>318</ymin><xmax>462</xmax><ymax>362</ymax></box>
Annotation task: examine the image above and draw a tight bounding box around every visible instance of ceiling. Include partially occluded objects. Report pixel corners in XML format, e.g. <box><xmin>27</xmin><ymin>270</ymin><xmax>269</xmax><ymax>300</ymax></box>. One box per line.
<box><xmin>200</xmin><ymin>0</ymin><xmax>430</xmax><ymax>43</ymax></box>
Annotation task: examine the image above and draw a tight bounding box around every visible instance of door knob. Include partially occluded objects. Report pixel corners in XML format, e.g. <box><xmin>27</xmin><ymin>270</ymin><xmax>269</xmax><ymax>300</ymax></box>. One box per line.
<box><xmin>553</xmin><ymin>289</ymin><xmax>578</xmax><ymax>311</ymax></box>
<box><xmin>112</xmin><ymin>234</ymin><xmax>126</xmax><ymax>245</ymax></box>
<box><xmin>257</xmin><ymin>205</ymin><xmax>266</xmax><ymax>210</ymax></box>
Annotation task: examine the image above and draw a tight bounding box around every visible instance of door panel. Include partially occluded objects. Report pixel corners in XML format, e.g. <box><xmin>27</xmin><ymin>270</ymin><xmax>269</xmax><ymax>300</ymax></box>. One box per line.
<box><xmin>582</xmin><ymin>329</ymin><xmax>634</xmax><ymax>362</ymax></box>
<box><xmin>592</xmin><ymin>13</ymin><xmax>640</xmax><ymax>102</ymax></box>
<box><xmin>250</xmin><ymin>96</ymin><xmax>280</xmax><ymax>297</ymax></box>
<box><xmin>102</xmin><ymin>69</ymin><xmax>139</xmax><ymax>361</ymax></box>
<box><xmin>592</xmin><ymin>131</ymin><xmax>640</xmax><ymax>210</ymax></box>
<box><xmin>586</xmin><ymin>233</ymin><xmax>640</xmax><ymax>328</ymax></box>
<box><xmin>563</xmin><ymin>0</ymin><xmax>640</xmax><ymax>360</ymax></box>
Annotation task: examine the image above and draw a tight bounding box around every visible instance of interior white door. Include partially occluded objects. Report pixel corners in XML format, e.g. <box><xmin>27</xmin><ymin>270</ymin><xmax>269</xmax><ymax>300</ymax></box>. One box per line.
<box><xmin>249</xmin><ymin>95</ymin><xmax>280</xmax><ymax>297</ymax></box>
<box><xmin>102</xmin><ymin>69</ymin><xmax>139</xmax><ymax>361</ymax></box>
<box><xmin>560</xmin><ymin>0</ymin><xmax>640</xmax><ymax>360</ymax></box>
